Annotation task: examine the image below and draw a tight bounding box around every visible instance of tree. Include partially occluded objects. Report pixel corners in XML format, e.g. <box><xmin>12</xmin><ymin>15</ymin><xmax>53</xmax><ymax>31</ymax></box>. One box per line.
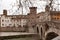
<box><xmin>9</xmin><ymin>0</ymin><xmax>60</xmax><ymax>15</ymax></box>
<box><xmin>9</xmin><ymin>0</ymin><xmax>33</xmax><ymax>15</ymax></box>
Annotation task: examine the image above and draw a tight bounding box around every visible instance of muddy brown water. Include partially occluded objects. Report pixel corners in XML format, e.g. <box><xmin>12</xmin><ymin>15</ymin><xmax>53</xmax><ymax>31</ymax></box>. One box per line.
<box><xmin>0</xmin><ymin>32</ymin><xmax>39</xmax><ymax>40</ymax></box>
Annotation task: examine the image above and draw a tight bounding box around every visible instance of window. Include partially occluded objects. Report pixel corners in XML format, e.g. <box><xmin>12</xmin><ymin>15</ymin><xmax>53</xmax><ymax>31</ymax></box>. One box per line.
<box><xmin>2</xmin><ymin>24</ymin><xmax>4</xmax><ymax>25</ymax></box>
<box><xmin>7</xmin><ymin>20</ymin><xmax>9</xmax><ymax>22</ymax></box>
<box><xmin>2</xmin><ymin>20</ymin><xmax>4</xmax><ymax>22</ymax></box>
<box><xmin>9</xmin><ymin>24</ymin><xmax>11</xmax><ymax>26</ymax></box>
<box><xmin>6</xmin><ymin>20</ymin><xmax>9</xmax><ymax>22</ymax></box>
<box><xmin>57</xmin><ymin>18</ymin><xmax>59</xmax><ymax>20</ymax></box>
<box><xmin>53</xmin><ymin>17</ymin><xmax>56</xmax><ymax>20</ymax></box>
<box><xmin>17</xmin><ymin>24</ymin><xmax>19</xmax><ymax>25</ymax></box>
<box><xmin>37</xmin><ymin>27</ymin><xmax>39</xmax><ymax>33</ymax></box>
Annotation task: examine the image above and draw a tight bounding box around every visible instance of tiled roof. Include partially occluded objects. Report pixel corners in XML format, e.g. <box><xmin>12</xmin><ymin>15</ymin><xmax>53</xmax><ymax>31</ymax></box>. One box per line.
<box><xmin>1</xmin><ymin>14</ymin><xmax>28</xmax><ymax>19</ymax></box>
<box><xmin>50</xmin><ymin>11</ymin><xmax>60</xmax><ymax>15</ymax></box>
<box><xmin>8</xmin><ymin>15</ymin><xmax>28</xmax><ymax>19</ymax></box>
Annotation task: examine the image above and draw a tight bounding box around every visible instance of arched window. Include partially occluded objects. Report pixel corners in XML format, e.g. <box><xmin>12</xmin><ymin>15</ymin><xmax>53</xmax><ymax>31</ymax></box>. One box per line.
<box><xmin>40</xmin><ymin>27</ymin><xmax>43</xmax><ymax>40</ymax></box>
<box><xmin>32</xmin><ymin>25</ymin><xmax>35</xmax><ymax>28</ymax></box>
<box><xmin>41</xmin><ymin>27</ymin><xmax>42</xmax><ymax>36</ymax></box>
<box><xmin>37</xmin><ymin>27</ymin><xmax>39</xmax><ymax>33</ymax></box>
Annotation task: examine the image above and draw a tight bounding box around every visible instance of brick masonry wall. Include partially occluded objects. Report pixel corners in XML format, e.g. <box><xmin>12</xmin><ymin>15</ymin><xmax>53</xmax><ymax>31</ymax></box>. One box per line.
<box><xmin>0</xmin><ymin>27</ymin><xmax>26</xmax><ymax>32</ymax></box>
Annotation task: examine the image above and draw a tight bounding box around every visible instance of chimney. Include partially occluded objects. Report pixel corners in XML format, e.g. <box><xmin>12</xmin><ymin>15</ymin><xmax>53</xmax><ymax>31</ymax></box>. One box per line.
<box><xmin>3</xmin><ymin>10</ymin><xmax>7</xmax><ymax>16</ymax></box>
<box><xmin>29</xmin><ymin>7</ymin><xmax>37</xmax><ymax>14</ymax></box>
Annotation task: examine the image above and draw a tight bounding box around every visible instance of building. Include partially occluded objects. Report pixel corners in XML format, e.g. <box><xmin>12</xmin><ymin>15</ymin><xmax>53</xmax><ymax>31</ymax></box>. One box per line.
<box><xmin>34</xmin><ymin>5</ymin><xmax>60</xmax><ymax>40</ymax></box>
<box><xmin>0</xmin><ymin>6</ymin><xmax>60</xmax><ymax>40</ymax></box>
<box><xmin>0</xmin><ymin>10</ymin><xmax>28</xmax><ymax>32</ymax></box>
<box><xmin>27</xmin><ymin>7</ymin><xmax>37</xmax><ymax>33</ymax></box>
<box><xmin>0</xmin><ymin>10</ymin><xmax>28</xmax><ymax>27</ymax></box>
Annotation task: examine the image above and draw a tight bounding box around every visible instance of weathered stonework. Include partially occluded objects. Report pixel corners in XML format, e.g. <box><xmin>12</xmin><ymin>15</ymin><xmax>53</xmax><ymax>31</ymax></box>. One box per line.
<box><xmin>0</xmin><ymin>6</ymin><xmax>60</xmax><ymax>40</ymax></box>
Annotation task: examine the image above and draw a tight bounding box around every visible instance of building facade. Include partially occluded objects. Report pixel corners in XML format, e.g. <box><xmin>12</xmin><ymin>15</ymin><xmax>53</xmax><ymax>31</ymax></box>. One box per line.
<box><xmin>0</xmin><ymin>6</ymin><xmax>60</xmax><ymax>40</ymax></box>
<box><xmin>0</xmin><ymin>10</ymin><xmax>28</xmax><ymax>27</ymax></box>
<box><xmin>0</xmin><ymin>10</ymin><xmax>28</xmax><ymax>32</ymax></box>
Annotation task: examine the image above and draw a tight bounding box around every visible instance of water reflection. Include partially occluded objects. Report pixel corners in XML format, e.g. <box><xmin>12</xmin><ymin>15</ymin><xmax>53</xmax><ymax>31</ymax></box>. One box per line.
<box><xmin>0</xmin><ymin>32</ymin><xmax>36</xmax><ymax>36</ymax></box>
<box><xmin>0</xmin><ymin>32</ymin><xmax>38</xmax><ymax>40</ymax></box>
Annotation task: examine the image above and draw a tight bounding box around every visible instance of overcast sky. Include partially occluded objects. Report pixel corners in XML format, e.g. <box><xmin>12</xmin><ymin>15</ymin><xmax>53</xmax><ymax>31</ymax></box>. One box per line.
<box><xmin>0</xmin><ymin>0</ymin><xmax>60</xmax><ymax>15</ymax></box>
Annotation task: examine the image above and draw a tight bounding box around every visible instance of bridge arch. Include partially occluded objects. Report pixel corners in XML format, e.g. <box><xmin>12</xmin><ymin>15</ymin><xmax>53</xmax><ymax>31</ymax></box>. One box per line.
<box><xmin>45</xmin><ymin>27</ymin><xmax>60</xmax><ymax>36</ymax></box>
<box><xmin>45</xmin><ymin>32</ymin><xmax>59</xmax><ymax>40</ymax></box>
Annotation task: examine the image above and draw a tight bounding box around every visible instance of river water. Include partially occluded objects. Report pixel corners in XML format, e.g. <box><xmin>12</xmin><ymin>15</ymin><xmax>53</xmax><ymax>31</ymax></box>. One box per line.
<box><xmin>0</xmin><ymin>32</ymin><xmax>39</xmax><ymax>40</ymax></box>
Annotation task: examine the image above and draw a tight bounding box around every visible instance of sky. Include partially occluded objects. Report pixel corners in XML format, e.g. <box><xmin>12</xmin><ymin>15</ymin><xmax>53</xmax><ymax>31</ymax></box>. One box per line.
<box><xmin>0</xmin><ymin>0</ymin><xmax>60</xmax><ymax>15</ymax></box>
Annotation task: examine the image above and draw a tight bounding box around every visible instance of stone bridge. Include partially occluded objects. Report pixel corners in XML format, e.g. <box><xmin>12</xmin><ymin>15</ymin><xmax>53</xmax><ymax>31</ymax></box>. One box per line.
<box><xmin>45</xmin><ymin>21</ymin><xmax>60</xmax><ymax>40</ymax></box>
<box><xmin>45</xmin><ymin>27</ymin><xmax>60</xmax><ymax>36</ymax></box>
<box><xmin>36</xmin><ymin>21</ymin><xmax>60</xmax><ymax>40</ymax></box>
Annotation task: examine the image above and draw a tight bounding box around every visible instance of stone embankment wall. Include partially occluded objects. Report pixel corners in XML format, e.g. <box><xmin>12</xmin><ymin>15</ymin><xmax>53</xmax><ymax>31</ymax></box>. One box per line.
<box><xmin>0</xmin><ymin>27</ymin><xmax>26</xmax><ymax>32</ymax></box>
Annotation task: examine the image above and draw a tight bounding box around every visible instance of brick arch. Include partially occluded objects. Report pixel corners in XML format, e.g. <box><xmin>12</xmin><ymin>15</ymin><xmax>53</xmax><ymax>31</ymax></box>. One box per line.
<box><xmin>45</xmin><ymin>32</ymin><xmax>59</xmax><ymax>40</ymax></box>
<box><xmin>36</xmin><ymin>24</ymin><xmax>42</xmax><ymax>33</ymax></box>
<box><xmin>36</xmin><ymin>24</ymin><xmax>45</xmax><ymax>40</ymax></box>
<box><xmin>45</xmin><ymin>27</ymin><xmax>60</xmax><ymax>37</ymax></box>
<box><xmin>45</xmin><ymin>22</ymin><xmax>60</xmax><ymax>36</ymax></box>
